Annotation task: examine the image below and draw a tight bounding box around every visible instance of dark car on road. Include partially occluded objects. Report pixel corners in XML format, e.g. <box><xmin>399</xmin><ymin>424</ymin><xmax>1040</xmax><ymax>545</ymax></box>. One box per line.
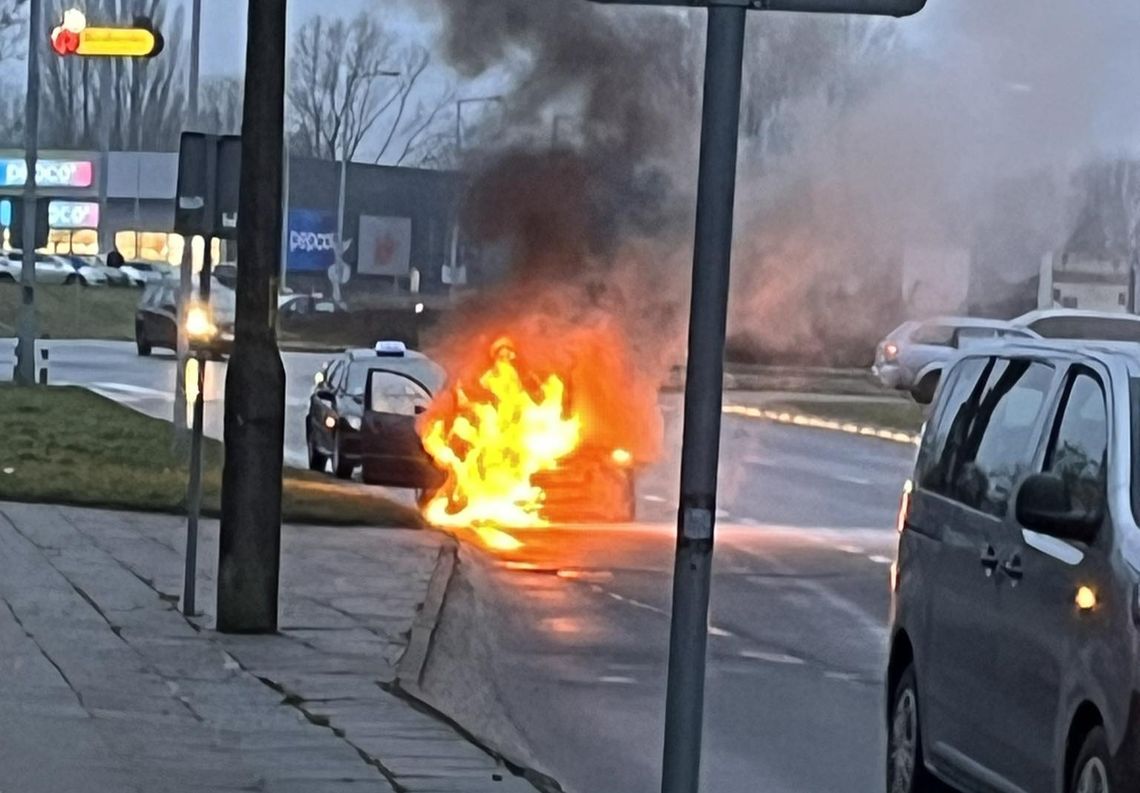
<box><xmin>135</xmin><ymin>278</ymin><xmax>235</xmax><ymax>356</ymax></box>
<box><xmin>888</xmin><ymin>339</ymin><xmax>1140</xmax><ymax>793</ymax></box>
<box><xmin>306</xmin><ymin>342</ymin><xmax>446</xmax><ymax>490</ymax></box>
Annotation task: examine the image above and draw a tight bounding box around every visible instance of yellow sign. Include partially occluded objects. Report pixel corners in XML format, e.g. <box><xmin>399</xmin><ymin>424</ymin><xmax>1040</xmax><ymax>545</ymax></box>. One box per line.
<box><xmin>51</xmin><ymin>9</ymin><xmax>163</xmax><ymax>58</ymax></box>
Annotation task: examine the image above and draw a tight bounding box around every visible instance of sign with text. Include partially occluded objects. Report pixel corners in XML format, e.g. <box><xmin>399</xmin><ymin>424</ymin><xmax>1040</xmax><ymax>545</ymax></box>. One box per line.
<box><xmin>0</xmin><ymin>159</ymin><xmax>94</xmax><ymax>188</ymax></box>
<box><xmin>1</xmin><ymin>199</ymin><xmax>100</xmax><ymax>229</ymax></box>
<box><xmin>357</xmin><ymin>216</ymin><xmax>412</xmax><ymax>277</ymax></box>
<box><xmin>287</xmin><ymin>209</ymin><xmax>338</xmax><ymax>272</ymax></box>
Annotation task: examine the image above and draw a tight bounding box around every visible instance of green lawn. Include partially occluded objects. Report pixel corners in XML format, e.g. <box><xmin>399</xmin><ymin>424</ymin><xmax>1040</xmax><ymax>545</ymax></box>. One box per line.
<box><xmin>764</xmin><ymin>397</ymin><xmax>927</xmax><ymax>433</ymax></box>
<box><xmin>0</xmin><ymin>384</ymin><xmax>423</xmax><ymax>528</ymax></box>
<box><xmin>0</xmin><ymin>283</ymin><xmax>139</xmax><ymax>340</ymax></box>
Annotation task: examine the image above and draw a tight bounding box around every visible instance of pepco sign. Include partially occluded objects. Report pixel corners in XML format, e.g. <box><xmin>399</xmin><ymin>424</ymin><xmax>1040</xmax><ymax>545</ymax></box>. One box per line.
<box><xmin>0</xmin><ymin>159</ymin><xmax>94</xmax><ymax>188</ymax></box>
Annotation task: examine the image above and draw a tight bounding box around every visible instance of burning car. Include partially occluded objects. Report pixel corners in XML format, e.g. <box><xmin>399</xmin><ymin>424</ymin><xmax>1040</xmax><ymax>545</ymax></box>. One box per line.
<box><xmin>419</xmin><ymin>336</ymin><xmax>654</xmax><ymax>528</ymax></box>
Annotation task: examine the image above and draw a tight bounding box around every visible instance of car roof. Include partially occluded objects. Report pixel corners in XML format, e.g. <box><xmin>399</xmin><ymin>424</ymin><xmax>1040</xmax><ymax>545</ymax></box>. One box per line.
<box><xmin>346</xmin><ymin>347</ymin><xmax>429</xmax><ymax>362</ymax></box>
<box><xmin>918</xmin><ymin>315</ymin><xmax>1020</xmax><ymax>329</ymax></box>
<box><xmin>1013</xmin><ymin>308</ymin><xmax>1140</xmax><ymax>325</ymax></box>
<box><xmin>952</xmin><ymin>337</ymin><xmax>1140</xmax><ymax>378</ymax></box>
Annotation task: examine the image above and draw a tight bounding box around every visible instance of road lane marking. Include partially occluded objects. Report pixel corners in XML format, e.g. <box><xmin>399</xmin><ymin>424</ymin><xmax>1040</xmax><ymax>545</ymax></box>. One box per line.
<box><xmin>724</xmin><ymin>404</ymin><xmax>920</xmax><ymax>446</ymax></box>
<box><xmin>708</xmin><ymin>626</ymin><xmax>734</xmax><ymax>638</ymax></box>
<box><xmin>598</xmin><ymin>676</ymin><xmax>636</xmax><ymax>685</ymax></box>
<box><xmin>642</xmin><ymin>494</ymin><xmax>667</xmax><ymax>503</ymax></box>
<box><xmin>837</xmin><ymin>545</ymin><xmax>864</xmax><ymax>555</ymax></box>
<box><xmin>739</xmin><ymin>650</ymin><xmax>805</xmax><ymax>665</ymax></box>
<box><xmin>868</xmin><ymin>555</ymin><xmax>893</xmax><ymax>565</ymax></box>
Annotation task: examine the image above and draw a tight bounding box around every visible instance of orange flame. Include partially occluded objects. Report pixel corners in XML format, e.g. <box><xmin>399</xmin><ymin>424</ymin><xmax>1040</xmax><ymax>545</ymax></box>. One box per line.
<box><xmin>422</xmin><ymin>338</ymin><xmax>582</xmax><ymax>528</ymax></box>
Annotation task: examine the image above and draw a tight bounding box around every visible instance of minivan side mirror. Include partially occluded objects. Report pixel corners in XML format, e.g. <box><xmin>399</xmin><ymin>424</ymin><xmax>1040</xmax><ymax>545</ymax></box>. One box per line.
<box><xmin>1015</xmin><ymin>473</ymin><xmax>1102</xmax><ymax>544</ymax></box>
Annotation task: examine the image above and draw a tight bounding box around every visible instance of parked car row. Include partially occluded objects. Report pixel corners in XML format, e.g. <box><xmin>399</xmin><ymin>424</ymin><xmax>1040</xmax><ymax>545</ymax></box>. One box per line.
<box><xmin>0</xmin><ymin>251</ymin><xmax>174</xmax><ymax>287</ymax></box>
<box><xmin>874</xmin><ymin>308</ymin><xmax>1140</xmax><ymax>403</ymax></box>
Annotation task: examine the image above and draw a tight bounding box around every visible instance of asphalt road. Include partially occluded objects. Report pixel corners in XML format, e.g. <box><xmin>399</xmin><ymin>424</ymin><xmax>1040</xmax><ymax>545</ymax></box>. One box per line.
<box><xmin>423</xmin><ymin>414</ymin><xmax>916</xmax><ymax>793</ymax></box>
<box><xmin>3</xmin><ymin>338</ymin><xmax>917</xmax><ymax>792</ymax></box>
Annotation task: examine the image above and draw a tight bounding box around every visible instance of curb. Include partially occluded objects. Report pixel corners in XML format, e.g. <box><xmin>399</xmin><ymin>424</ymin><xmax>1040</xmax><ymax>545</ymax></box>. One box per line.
<box><xmin>396</xmin><ymin>537</ymin><xmax>458</xmax><ymax>688</ymax></box>
<box><xmin>723</xmin><ymin>404</ymin><xmax>921</xmax><ymax>445</ymax></box>
<box><xmin>393</xmin><ymin>536</ymin><xmax>564</xmax><ymax>792</ymax></box>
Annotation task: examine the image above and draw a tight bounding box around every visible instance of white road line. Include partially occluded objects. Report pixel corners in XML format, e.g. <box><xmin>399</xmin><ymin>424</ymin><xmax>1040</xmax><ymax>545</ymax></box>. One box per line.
<box><xmin>642</xmin><ymin>494</ymin><xmax>667</xmax><ymax>503</ymax></box>
<box><xmin>837</xmin><ymin>544</ymin><xmax>864</xmax><ymax>555</ymax></box>
<box><xmin>739</xmin><ymin>650</ymin><xmax>805</xmax><ymax>665</ymax></box>
<box><xmin>708</xmin><ymin>626</ymin><xmax>734</xmax><ymax>638</ymax></box>
<box><xmin>868</xmin><ymin>555</ymin><xmax>893</xmax><ymax>565</ymax></box>
<box><xmin>835</xmin><ymin>474</ymin><xmax>873</xmax><ymax>486</ymax></box>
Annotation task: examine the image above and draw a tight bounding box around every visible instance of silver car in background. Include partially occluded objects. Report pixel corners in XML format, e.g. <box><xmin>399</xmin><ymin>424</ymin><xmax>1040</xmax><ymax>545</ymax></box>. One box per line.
<box><xmin>1013</xmin><ymin>308</ymin><xmax>1140</xmax><ymax>342</ymax></box>
<box><xmin>873</xmin><ymin>317</ymin><xmax>1038</xmax><ymax>403</ymax></box>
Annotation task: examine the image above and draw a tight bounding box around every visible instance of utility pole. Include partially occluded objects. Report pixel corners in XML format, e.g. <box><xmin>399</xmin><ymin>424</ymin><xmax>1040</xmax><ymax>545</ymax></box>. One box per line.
<box><xmin>661</xmin><ymin>8</ymin><xmax>746</xmax><ymax>793</ymax></box>
<box><xmin>15</xmin><ymin>0</ymin><xmax>41</xmax><ymax>386</ymax></box>
<box><xmin>216</xmin><ymin>0</ymin><xmax>287</xmax><ymax>634</ymax></box>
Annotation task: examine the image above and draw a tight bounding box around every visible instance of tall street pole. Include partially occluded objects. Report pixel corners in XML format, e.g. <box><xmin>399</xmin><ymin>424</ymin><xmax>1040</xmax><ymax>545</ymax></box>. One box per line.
<box><xmin>175</xmin><ymin>0</ymin><xmax>205</xmax><ymax>440</ymax></box>
<box><xmin>15</xmin><ymin>0</ymin><xmax>41</xmax><ymax>387</ymax></box>
<box><xmin>661</xmin><ymin>6</ymin><xmax>746</xmax><ymax>793</ymax></box>
<box><xmin>216</xmin><ymin>0</ymin><xmax>287</xmax><ymax>634</ymax></box>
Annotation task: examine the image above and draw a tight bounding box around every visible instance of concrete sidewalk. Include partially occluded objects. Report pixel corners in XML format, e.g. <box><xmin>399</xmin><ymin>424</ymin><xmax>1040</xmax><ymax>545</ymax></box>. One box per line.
<box><xmin>0</xmin><ymin>502</ymin><xmax>543</xmax><ymax>793</ymax></box>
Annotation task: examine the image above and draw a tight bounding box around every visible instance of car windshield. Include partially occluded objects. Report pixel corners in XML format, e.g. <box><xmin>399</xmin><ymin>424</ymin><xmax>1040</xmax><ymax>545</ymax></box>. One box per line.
<box><xmin>1031</xmin><ymin>316</ymin><xmax>1140</xmax><ymax>341</ymax></box>
<box><xmin>346</xmin><ymin>358</ymin><xmax>445</xmax><ymax>397</ymax></box>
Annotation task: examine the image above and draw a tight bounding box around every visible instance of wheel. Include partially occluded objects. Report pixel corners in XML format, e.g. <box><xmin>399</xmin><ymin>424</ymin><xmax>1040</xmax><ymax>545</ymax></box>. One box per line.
<box><xmin>332</xmin><ymin>432</ymin><xmax>354</xmax><ymax>479</ymax></box>
<box><xmin>135</xmin><ymin>325</ymin><xmax>152</xmax><ymax>357</ymax></box>
<box><xmin>64</xmin><ymin>273</ymin><xmax>78</xmax><ymax>285</ymax></box>
<box><xmin>1070</xmin><ymin>727</ymin><xmax>1115</xmax><ymax>793</ymax></box>
<box><xmin>910</xmin><ymin>372</ymin><xmax>940</xmax><ymax>405</ymax></box>
<box><xmin>887</xmin><ymin>665</ymin><xmax>937</xmax><ymax>793</ymax></box>
<box><xmin>306</xmin><ymin>426</ymin><xmax>329</xmax><ymax>473</ymax></box>
<box><xmin>0</xmin><ymin>272</ymin><xmax>14</xmax><ymax>282</ymax></box>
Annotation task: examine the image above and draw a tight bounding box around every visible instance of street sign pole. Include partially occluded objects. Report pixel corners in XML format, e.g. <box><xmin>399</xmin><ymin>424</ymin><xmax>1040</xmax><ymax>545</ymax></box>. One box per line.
<box><xmin>662</xmin><ymin>6</ymin><xmax>746</xmax><ymax>793</ymax></box>
<box><xmin>216</xmin><ymin>0</ymin><xmax>287</xmax><ymax>634</ymax></box>
<box><xmin>15</xmin><ymin>0</ymin><xmax>41</xmax><ymax>386</ymax></box>
<box><xmin>183</xmin><ymin>350</ymin><xmax>205</xmax><ymax>617</ymax></box>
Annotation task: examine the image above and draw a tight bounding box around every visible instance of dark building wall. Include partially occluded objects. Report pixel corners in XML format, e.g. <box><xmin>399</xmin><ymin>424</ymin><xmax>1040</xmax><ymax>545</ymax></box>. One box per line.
<box><xmin>287</xmin><ymin>157</ymin><xmax>459</xmax><ymax>294</ymax></box>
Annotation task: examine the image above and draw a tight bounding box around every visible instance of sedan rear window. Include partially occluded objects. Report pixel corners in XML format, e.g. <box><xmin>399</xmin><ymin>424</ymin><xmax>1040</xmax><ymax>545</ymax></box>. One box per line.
<box><xmin>1031</xmin><ymin>316</ymin><xmax>1140</xmax><ymax>342</ymax></box>
<box><xmin>910</xmin><ymin>324</ymin><xmax>956</xmax><ymax>346</ymax></box>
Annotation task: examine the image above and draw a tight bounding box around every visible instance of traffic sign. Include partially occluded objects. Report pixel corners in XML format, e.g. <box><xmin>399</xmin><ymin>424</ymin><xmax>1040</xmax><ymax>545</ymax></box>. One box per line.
<box><xmin>50</xmin><ymin>8</ymin><xmax>164</xmax><ymax>57</ymax></box>
<box><xmin>588</xmin><ymin>0</ymin><xmax>925</xmax><ymax>14</ymax></box>
<box><xmin>175</xmin><ymin>133</ymin><xmax>241</xmax><ymax>239</ymax></box>
<box><xmin>327</xmin><ymin>260</ymin><xmax>351</xmax><ymax>286</ymax></box>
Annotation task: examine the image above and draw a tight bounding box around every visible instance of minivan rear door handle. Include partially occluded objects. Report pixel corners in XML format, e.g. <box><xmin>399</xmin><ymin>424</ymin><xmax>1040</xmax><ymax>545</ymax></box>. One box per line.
<box><xmin>980</xmin><ymin>545</ymin><xmax>1000</xmax><ymax>576</ymax></box>
<box><xmin>1001</xmin><ymin>555</ymin><xmax>1024</xmax><ymax>581</ymax></box>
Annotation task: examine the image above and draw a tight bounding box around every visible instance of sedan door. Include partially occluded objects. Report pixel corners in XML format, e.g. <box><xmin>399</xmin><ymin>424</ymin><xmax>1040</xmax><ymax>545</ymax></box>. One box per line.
<box><xmin>309</xmin><ymin>360</ymin><xmax>342</xmax><ymax>455</ymax></box>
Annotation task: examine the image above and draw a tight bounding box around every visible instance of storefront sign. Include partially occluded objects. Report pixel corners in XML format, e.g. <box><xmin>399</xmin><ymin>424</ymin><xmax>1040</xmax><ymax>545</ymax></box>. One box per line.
<box><xmin>0</xmin><ymin>159</ymin><xmax>94</xmax><ymax>188</ymax></box>
<box><xmin>358</xmin><ymin>215</ymin><xmax>412</xmax><ymax>277</ymax></box>
<box><xmin>287</xmin><ymin>209</ymin><xmax>338</xmax><ymax>272</ymax></box>
<box><xmin>1</xmin><ymin>199</ymin><xmax>100</xmax><ymax>229</ymax></box>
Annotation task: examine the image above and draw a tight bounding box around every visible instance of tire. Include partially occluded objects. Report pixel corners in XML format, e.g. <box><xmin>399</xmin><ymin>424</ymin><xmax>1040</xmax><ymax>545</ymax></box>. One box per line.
<box><xmin>1069</xmin><ymin>726</ymin><xmax>1115</xmax><ymax>793</ymax></box>
<box><xmin>0</xmin><ymin>272</ymin><xmax>14</xmax><ymax>282</ymax></box>
<box><xmin>64</xmin><ymin>273</ymin><xmax>78</xmax><ymax>285</ymax></box>
<box><xmin>135</xmin><ymin>325</ymin><xmax>152</xmax><ymax>357</ymax></box>
<box><xmin>332</xmin><ymin>432</ymin><xmax>354</xmax><ymax>480</ymax></box>
<box><xmin>306</xmin><ymin>427</ymin><xmax>329</xmax><ymax>473</ymax></box>
<box><xmin>887</xmin><ymin>665</ymin><xmax>938</xmax><ymax>793</ymax></box>
<box><xmin>910</xmin><ymin>372</ymin><xmax>940</xmax><ymax>405</ymax></box>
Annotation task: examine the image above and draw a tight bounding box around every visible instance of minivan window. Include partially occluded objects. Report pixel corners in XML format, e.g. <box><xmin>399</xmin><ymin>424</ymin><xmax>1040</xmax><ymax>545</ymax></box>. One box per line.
<box><xmin>1045</xmin><ymin>372</ymin><xmax>1107</xmax><ymax>516</ymax></box>
<box><xmin>951</xmin><ymin>360</ymin><xmax>1054</xmax><ymax>516</ymax></box>
<box><xmin>917</xmin><ymin>356</ymin><xmax>989</xmax><ymax>491</ymax></box>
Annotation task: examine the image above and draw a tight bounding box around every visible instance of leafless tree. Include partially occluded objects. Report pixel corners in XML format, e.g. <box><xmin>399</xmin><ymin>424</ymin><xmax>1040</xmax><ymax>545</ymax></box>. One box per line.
<box><xmin>198</xmin><ymin>76</ymin><xmax>243</xmax><ymax>135</ymax></box>
<box><xmin>1066</xmin><ymin>159</ymin><xmax>1140</xmax><ymax>259</ymax></box>
<box><xmin>39</xmin><ymin>0</ymin><xmax>187</xmax><ymax>151</ymax></box>
<box><xmin>0</xmin><ymin>0</ymin><xmax>27</xmax><ymax>62</ymax></box>
<box><xmin>287</xmin><ymin>11</ymin><xmax>444</xmax><ymax>166</ymax></box>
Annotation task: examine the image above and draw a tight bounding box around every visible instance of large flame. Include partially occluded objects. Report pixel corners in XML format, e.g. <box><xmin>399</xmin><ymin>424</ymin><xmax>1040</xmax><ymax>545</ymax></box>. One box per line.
<box><xmin>422</xmin><ymin>338</ymin><xmax>583</xmax><ymax>528</ymax></box>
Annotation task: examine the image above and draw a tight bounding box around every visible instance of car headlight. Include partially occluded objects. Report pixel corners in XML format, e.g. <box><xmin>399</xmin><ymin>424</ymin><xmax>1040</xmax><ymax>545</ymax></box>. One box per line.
<box><xmin>345</xmin><ymin>415</ymin><xmax>362</xmax><ymax>431</ymax></box>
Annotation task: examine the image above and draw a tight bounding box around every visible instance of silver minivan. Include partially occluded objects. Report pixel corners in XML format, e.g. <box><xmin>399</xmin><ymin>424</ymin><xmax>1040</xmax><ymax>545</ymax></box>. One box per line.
<box><xmin>888</xmin><ymin>340</ymin><xmax>1140</xmax><ymax>793</ymax></box>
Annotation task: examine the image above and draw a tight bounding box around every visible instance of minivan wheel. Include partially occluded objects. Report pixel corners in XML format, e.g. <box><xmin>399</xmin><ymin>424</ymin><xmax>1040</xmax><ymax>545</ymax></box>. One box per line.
<box><xmin>306</xmin><ymin>429</ymin><xmax>328</xmax><ymax>473</ymax></box>
<box><xmin>135</xmin><ymin>326</ymin><xmax>152</xmax><ymax>357</ymax></box>
<box><xmin>887</xmin><ymin>665</ymin><xmax>937</xmax><ymax>793</ymax></box>
<box><xmin>1070</xmin><ymin>727</ymin><xmax>1114</xmax><ymax>793</ymax></box>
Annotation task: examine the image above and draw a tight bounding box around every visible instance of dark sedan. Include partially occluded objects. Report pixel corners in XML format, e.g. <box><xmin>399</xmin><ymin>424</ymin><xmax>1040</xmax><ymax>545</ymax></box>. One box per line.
<box><xmin>306</xmin><ymin>342</ymin><xmax>446</xmax><ymax>491</ymax></box>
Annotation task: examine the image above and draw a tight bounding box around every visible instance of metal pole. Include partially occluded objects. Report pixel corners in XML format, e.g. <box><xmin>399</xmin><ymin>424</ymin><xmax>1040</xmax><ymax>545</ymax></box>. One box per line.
<box><xmin>279</xmin><ymin>141</ymin><xmax>289</xmax><ymax>293</ymax></box>
<box><xmin>188</xmin><ymin>0</ymin><xmax>202</xmax><ymax>127</ymax></box>
<box><xmin>332</xmin><ymin>153</ymin><xmax>346</xmax><ymax>306</ymax></box>
<box><xmin>15</xmin><ymin>0</ymin><xmax>41</xmax><ymax>386</ymax></box>
<box><xmin>455</xmin><ymin>100</ymin><xmax>462</xmax><ymax>154</ymax></box>
<box><xmin>217</xmin><ymin>0</ymin><xmax>287</xmax><ymax>634</ymax></box>
<box><xmin>183</xmin><ymin>352</ymin><xmax>205</xmax><ymax>617</ymax></box>
<box><xmin>661</xmin><ymin>7</ymin><xmax>746</xmax><ymax>793</ymax></box>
